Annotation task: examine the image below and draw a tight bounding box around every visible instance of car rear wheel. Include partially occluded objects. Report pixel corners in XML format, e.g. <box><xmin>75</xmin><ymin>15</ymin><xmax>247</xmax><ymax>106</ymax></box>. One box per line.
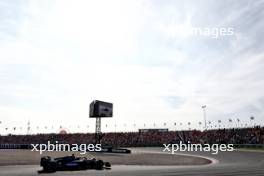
<box><xmin>95</xmin><ymin>160</ymin><xmax>104</xmax><ymax>170</ymax></box>
<box><xmin>43</xmin><ymin>163</ymin><xmax>56</xmax><ymax>172</ymax></box>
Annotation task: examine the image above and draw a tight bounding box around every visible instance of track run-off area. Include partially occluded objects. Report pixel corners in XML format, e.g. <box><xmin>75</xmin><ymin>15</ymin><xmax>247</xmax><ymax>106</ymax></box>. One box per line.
<box><xmin>0</xmin><ymin>147</ymin><xmax>263</xmax><ymax>176</ymax></box>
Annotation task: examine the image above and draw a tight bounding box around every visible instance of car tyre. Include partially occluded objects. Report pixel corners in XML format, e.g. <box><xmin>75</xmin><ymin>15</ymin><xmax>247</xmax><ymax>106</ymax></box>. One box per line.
<box><xmin>95</xmin><ymin>160</ymin><xmax>104</xmax><ymax>170</ymax></box>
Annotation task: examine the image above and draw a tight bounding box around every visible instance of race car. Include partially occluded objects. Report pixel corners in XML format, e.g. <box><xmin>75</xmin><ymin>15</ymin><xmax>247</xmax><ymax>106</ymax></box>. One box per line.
<box><xmin>40</xmin><ymin>154</ymin><xmax>111</xmax><ymax>172</ymax></box>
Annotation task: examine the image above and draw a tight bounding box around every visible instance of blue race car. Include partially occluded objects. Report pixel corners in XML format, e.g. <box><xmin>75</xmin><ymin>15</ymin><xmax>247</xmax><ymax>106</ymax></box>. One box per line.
<box><xmin>40</xmin><ymin>154</ymin><xmax>111</xmax><ymax>172</ymax></box>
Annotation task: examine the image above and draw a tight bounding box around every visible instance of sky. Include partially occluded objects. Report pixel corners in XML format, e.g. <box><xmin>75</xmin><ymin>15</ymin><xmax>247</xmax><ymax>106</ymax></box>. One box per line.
<box><xmin>0</xmin><ymin>0</ymin><xmax>264</xmax><ymax>134</ymax></box>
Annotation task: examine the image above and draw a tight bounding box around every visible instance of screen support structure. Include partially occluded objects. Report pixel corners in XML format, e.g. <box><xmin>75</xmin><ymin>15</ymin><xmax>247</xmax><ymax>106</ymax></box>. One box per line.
<box><xmin>95</xmin><ymin>117</ymin><xmax>102</xmax><ymax>143</ymax></box>
<box><xmin>89</xmin><ymin>100</ymin><xmax>113</xmax><ymax>143</ymax></box>
<box><xmin>95</xmin><ymin>117</ymin><xmax>101</xmax><ymax>134</ymax></box>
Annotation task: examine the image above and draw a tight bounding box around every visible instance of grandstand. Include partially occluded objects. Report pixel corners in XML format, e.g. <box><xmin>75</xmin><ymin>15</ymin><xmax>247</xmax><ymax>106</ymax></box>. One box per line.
<box><xmin>0</xmin><ymin>127</ymin><xmax>263</xmax><ymax>149</ymax></box>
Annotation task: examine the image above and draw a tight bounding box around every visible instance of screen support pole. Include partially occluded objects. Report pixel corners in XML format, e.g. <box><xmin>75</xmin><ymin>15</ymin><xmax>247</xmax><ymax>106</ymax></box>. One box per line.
<box><xmin>95</xmin><ymin>117</ymin><xmax>101</xmax><ymax>134</ymax></box>
<box><xmin>95</xmin><ymin>117</ymin><xmax>102</xmax><ymax>143</ymax></box>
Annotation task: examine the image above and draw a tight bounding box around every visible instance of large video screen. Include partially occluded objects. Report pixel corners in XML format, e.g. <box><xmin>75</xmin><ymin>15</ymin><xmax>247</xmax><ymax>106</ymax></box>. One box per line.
<box><xmin>89</xmin><ymin>100</ymin><xmax>113</xmax><ymax>118</ymax></box>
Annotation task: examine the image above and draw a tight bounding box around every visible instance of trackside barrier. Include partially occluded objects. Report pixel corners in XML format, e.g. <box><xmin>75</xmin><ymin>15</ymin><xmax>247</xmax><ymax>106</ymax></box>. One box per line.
<box><xmin>0</xmin><ymin>144</ymin><xmax>132</xmax><ymax>154</ymax></box>
<box><xmin>100</xmin><ymin>147</ymin><xmax>131</xmax><ymax>153</ymax></box>
<box><xmin>0</xmin><ymin>144</ymin><xmax>263</xmax><ymax>150</ymax></box>
<box><xmin>0</xmin><ymin>144</ymin><xmax>31</xmax><ymax>149</ymax></box>
<box><xmin>233</xmin><ymin>144</ymin><xmax>264</xmax><ymax>149</ymax></box>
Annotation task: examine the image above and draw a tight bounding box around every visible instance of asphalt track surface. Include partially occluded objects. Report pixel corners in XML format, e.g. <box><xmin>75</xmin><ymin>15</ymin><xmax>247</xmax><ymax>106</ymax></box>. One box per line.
<box><xmin>0</xmin><ymin>148</ymin><xmax>263</xmax><ymax>176</ymax></box>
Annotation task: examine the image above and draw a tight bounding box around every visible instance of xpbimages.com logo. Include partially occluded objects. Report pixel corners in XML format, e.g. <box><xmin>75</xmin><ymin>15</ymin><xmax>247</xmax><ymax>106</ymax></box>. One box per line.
<box><xmin>31</xmin><ymin>141</ymin><xmax>102</xmax><ymax>154</ymax></box>
<box><xmin>161</xmin><ymin>26</ymin><xmax>235</xmax><ymax>39</ymax></box>
<box><xmin>163</xmin><ymin>141</ymin><xmax>234</xmax><ymax>154</ymax></box>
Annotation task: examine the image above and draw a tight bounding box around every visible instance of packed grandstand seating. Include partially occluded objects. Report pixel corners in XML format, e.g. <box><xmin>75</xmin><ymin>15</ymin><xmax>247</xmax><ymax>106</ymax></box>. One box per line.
<box><xmin>0</xmin><ymin>127</ymin><xmax>263</xmax><ymax>147</ymax></box>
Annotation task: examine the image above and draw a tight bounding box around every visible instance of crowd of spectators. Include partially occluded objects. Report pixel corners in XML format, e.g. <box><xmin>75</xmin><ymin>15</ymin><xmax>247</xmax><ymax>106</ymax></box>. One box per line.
<box><xmin>0</xmin><ymin>127</ymin><xmax>263</xmax><ymax>147</ymax></box>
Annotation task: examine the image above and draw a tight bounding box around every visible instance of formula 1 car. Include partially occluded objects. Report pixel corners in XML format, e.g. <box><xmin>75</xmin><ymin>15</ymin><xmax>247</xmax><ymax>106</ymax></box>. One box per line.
<box><xmin>40</xmin><ymin>155</ymin><xmax>111</xmax><ymax>172</ymax></box>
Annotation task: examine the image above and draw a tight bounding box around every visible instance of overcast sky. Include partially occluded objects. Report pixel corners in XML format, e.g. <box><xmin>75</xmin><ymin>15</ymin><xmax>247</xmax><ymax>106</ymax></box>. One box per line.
<box><xmin>0</xmin><ymin>0</ymin><xmax>264</xmax><ymax>134</ymax></box>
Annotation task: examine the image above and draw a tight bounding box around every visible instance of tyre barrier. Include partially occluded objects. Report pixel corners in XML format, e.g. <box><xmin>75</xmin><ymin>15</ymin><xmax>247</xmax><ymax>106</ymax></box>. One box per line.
<box><xmin>0</xmin><ymin>144</ymin><xmax>132</xmax><ymax>154</ymax></box>
<box><xmin>233</xmin><ymin>144</ymin><xmax>264</xmax><ymax>149</ymax></box>
<box><xmin>0</xmin><ymin>144</ymin><xmax>31</xmax><ymax>149</ymax></box>
<box><xmin>101</xmin><ymin>148</ymin><xmax>131</xmax><ymax>154</ymax></box>
<box><xmin>1</xmin><ymin>143</ymin><xmax>262</xmax><ymax>151</ymax></box>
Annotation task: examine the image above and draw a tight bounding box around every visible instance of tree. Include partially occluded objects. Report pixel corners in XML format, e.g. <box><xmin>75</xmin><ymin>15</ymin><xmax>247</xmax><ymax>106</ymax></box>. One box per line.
<box><xmin>236</xmin><ymin>118</ymin><xmax>240</xmax><ymax>128</ymax></box>
<box><xmin>250</xmin><ymin>116</ymin><xmax>255</xmax><ymax>127</ymax></box>
<box><xmin>228</xmin><ymin>119</ymin><xmax>233</xmax><ymax>128</ymax></box>
<box><xmin>218</xmin><ymin>120</ymin><xmax>222</xmax><ymax>128</ymax></box>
